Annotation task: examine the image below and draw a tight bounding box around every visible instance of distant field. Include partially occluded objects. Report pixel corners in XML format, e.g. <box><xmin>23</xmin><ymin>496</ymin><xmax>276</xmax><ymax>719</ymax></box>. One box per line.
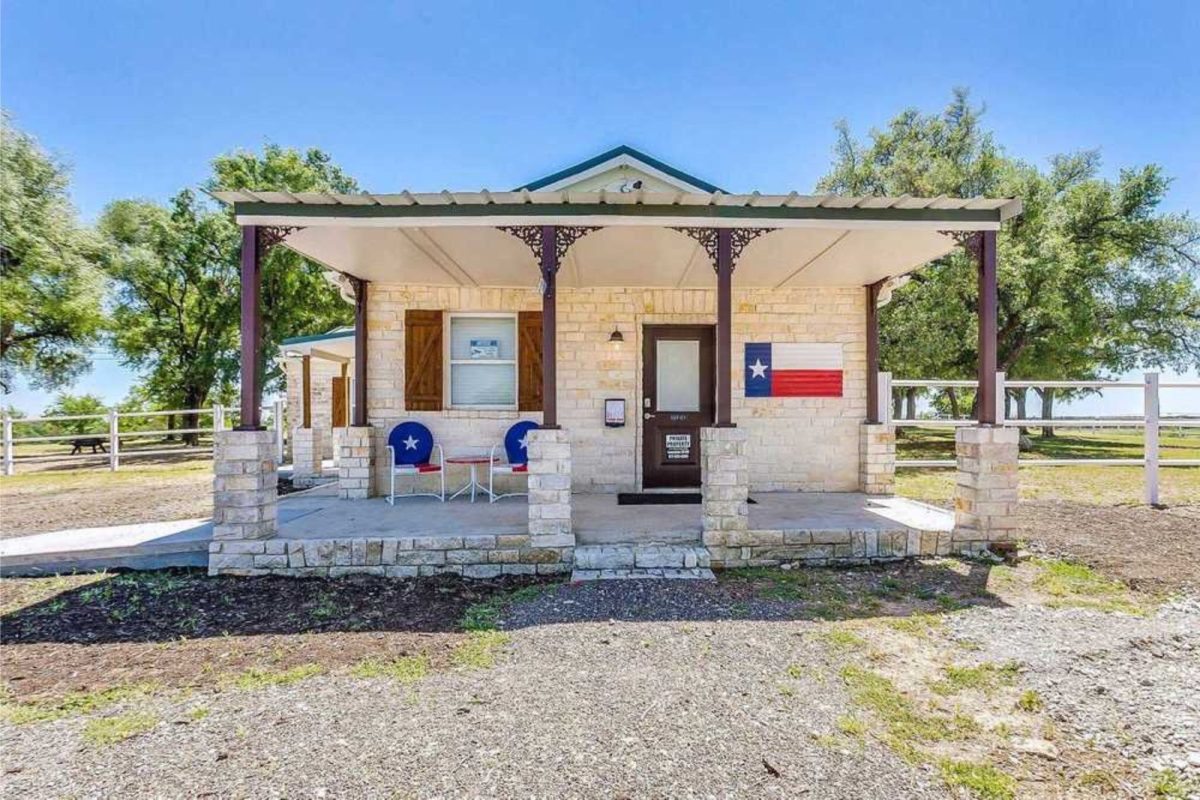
<box><xmin>896</xmin><ymin>427</ymin><xmax>1200</xmax><ymax>506</ymax></box>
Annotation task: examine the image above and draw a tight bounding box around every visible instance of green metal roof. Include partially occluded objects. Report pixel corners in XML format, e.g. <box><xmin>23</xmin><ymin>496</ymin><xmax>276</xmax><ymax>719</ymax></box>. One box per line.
<box><xmin>515</xmin><ymin>145</ymin><xmax>726</xmax><ymax>193</ymax></box>
<box><xmin>280</xmin><ymin>327</ymin><xmax>354</xmax><ymax>346</ymax></box>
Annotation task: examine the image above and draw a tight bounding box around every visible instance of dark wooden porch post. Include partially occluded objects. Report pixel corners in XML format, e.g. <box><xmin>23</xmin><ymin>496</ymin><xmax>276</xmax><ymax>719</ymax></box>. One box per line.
<box><xmin>977</xmin><ymin>230</ymin><xmax>998</xmax><ymax>424</ymax></box>
<box><xmin>352</xmin><ymin>277</ymin><xmax>369</xmax><ymax>427</ymax></box>
<box><xmin>865</xmin><ymin>280</ymin><xmax>883</xmax><ymax>424</ymax></box>
<box><xmin>301</xmin><ymin>355</ymin><xmax>312</xmax><ymax>428</ymax></box>
<box><xmin>715</xmin><ymin>228</ymin><xmax>734</xmax><ymax>427</ymax></box>
<box><xmin>540</xmin><ymin>225</ymin><xmax>560</xmax><ymax>429</ymax></box>
<box><xmin>237</xmin><ymin>225</ymin><xmax>263</xmax><ymax>430</ymax></box>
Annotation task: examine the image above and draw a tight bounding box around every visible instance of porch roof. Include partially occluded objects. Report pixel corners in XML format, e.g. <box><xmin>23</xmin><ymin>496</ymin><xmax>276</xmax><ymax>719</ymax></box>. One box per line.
<box><xmin>214</xmin><ymin>188</ymin><xmax>1022</xmax><ymax>289</ymax></box>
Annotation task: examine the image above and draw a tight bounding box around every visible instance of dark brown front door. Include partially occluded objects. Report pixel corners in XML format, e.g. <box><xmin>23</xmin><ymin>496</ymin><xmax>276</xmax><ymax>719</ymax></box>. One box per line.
<box><xmin>642</xmin><ymin>325</ymin><xmax>715</xmax><ymax>488</ymax></box>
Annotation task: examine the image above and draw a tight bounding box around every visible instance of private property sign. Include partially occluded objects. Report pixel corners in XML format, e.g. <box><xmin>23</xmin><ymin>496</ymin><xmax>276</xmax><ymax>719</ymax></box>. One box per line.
<box><xmin>744</xmin><ymin>342</ymin><xmax>844</xmax><ymax>398</ymax></box>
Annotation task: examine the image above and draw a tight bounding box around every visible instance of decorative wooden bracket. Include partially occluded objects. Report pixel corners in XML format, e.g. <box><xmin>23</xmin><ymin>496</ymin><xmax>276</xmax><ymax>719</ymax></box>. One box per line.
<box><xmin>497</xmin><ymin>225</ymin><xmax>600</xmax><ymax>262</ymax></box>
<box><xmin>672</xmin><ymin>227</ymin><xmax>772</xmax><ymax>271</ymax></box>
<box><xmin>258</xmin><ymin>226</ymin><xmax>304</xmax><ymax>251</ymax></box>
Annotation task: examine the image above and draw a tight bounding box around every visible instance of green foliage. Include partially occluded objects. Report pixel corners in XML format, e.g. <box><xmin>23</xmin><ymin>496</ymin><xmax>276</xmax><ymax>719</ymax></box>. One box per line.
<box><xmin>451</xmin><ymin>630</ymin><xmax>512</xmax><ymax>669</ymax></box>
<box><xmin>0</xmin><ymin>112</ymin><xmax>106</xmax><ymax>393</ymax></box>
<box><xmin>819</xmin><ymin>89</ymin><xmax>1200</xmax><ymax>404</ymax></box>
<box><xmin>205</xmin><ymin>145</ymin><xmax>358</xmax><ymax>392</ymax></box>
<box><xmin>43</xmin><ymin>392</ymin><xmax>109</xmax><ymax>435</ymax></box>
<box><xmin>227</xmin><ymin>663</ymin><xmax>323</xmax><ymax>690</ymax></box>
<box><xmin>82</xmin><ymin>712</ymin><xmax>158</xmax><ymax>746</ymax></box>
<box><xmin>938</xmin><ymin>758</ymin><xmax>1016</xmax><ymax>800</ymax></box>
<box><xmin>350</xmin><ymin>654</ymin><xmax>430</xmax><ymax>683</ymax></box>
<box><xmin>98</xmin><ymin>144</ymin><xmax>358</xmax><ymax>415</ymax></box>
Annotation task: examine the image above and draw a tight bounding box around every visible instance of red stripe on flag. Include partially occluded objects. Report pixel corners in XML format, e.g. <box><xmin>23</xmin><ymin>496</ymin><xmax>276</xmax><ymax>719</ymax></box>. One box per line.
<box><xmin>771</xmin><ymin>369</ymin><xmax>843</xmax><ymax>397</ymax></box>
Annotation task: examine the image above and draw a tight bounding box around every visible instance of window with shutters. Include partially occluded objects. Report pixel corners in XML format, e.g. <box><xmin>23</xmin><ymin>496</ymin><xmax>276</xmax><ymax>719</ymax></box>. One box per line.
<box><xmin>447</xmin><ymin>313</ymin><xmax>518</xmax><ymax>409</ymax></box>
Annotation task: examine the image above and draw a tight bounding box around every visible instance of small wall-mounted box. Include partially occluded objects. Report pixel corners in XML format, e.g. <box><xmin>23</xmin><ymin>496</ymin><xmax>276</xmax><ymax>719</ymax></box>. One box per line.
<box><xmin>604</xmin><ymin>398</ymin><xmax>626</xmax><ymax>427</ymax></box>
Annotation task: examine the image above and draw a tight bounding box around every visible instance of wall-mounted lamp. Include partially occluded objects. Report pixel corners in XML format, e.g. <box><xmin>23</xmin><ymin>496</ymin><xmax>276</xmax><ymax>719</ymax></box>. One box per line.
<box><xmin>608</xmin><ymin>328</ymin><xmax>624</xmax><ymax>344</ymax></box>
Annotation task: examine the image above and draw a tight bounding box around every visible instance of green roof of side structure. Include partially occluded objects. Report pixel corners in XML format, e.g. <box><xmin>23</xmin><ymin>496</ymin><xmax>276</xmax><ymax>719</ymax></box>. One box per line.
<box><xmin>280</xmin><ymin>327</ymin><xmax>354</xmax><ymax>346</ymax></box>
<box><xmin>515</xmin><ymin>145</ymin><xmax>726</xmax><ymax>193</ymax></box>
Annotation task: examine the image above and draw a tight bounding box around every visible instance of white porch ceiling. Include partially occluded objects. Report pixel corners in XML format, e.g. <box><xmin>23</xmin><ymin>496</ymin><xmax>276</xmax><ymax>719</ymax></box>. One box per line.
<box><xmin>279</xmin><ymin>223</ymin><xmax>964</xmax><ymax>289</ymax></box>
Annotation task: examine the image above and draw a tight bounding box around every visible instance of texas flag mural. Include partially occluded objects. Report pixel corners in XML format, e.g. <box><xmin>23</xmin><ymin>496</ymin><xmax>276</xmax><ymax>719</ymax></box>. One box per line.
<box><xmin>744</xmin><ymin>342</ymin><xmax>844</xmax><ymax>398</ymax></box>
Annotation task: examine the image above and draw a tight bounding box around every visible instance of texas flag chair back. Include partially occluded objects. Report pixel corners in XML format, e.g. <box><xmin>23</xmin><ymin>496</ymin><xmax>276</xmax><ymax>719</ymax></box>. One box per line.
<box><xmin>489</xmin><ymin>420</ymin><xmax>539</xmax><ymax>503</ymax></box>
<box><xmin>385</xmin><ymin>421</ymin><xmax>445</xmax><ymax>503</ymax></box>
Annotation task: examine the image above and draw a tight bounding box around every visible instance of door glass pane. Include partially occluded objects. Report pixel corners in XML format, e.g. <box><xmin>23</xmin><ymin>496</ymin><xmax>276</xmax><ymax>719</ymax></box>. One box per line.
<box><xmin>656</xmin><ymin>339</ymin><xmax>700</xmax><ymax>412</ymax></box>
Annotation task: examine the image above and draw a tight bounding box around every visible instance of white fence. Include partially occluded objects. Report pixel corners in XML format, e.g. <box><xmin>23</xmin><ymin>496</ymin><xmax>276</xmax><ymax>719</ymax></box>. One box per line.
<box><xmin>881</xmin><ymin>372</ymin><xmax>1200</xmax><ymax>504</ymax></box>
<box><xmin>2</xmin><ymin>400</ymin><xmax>286</xmax><ymax>476</ymax></box>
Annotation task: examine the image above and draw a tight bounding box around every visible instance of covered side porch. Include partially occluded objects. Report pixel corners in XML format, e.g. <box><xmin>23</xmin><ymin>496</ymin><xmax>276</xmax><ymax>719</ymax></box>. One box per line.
<box><xmin>208</xmin><ymin>150</ymin><xmax>1021</xmax><ymax>578</ymax></box>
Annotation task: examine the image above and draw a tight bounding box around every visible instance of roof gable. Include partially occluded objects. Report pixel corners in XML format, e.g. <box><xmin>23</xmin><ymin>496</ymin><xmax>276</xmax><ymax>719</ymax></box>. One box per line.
<box><xmin>516</xmin><ymin>145</ymin><xmax>724</xmax><ymax>194</ymax></box>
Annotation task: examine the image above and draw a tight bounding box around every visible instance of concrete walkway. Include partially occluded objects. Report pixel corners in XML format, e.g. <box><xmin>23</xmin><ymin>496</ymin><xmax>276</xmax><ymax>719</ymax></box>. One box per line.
<box><xmin>1</xmin><ymin>518</ymin><xmax>213</xmax><ymax>576</ymax></box>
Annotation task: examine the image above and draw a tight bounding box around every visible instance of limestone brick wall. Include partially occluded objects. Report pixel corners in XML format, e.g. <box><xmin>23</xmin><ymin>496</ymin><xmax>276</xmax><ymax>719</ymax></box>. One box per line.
<box><xmin>364</xmin><ymin>285</ymin><xmax>867</xmax><ymax>495</ymax></box>
<box><xmin>283</xmin><ymin>357</ymin><xmax>343</xmax><ymax>460</ymax></box>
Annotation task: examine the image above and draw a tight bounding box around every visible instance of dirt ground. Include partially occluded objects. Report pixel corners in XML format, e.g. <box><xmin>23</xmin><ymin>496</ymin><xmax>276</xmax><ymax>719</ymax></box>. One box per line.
<box><xmin>2</xmin><ymin>561</ymin><xmax>1197</xmax><ymax>798</ymax></box>
<box><xmin>0</xmin><ymin>459</ymin><xmax>214</xmax><ymax>538</ymax></box>
<box><xmin>1019</xmin><ymin>500</ymin><xmax>1199</xmax><ymax>593</ymax></box>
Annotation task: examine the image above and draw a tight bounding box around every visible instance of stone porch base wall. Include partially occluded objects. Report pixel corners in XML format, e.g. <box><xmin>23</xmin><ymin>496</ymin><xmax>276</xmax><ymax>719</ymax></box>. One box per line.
<box><xmin>703</xmin><ymin>527</ymin><xmax>955</xmax><ymax>568</ymax></box>
<box><xmin>338</xmin><ymin>426</ymin><xmax>374</xmax><ymax>499</ymax></box>
<box><xmin>953</xmin><ymin>425</ymin><xmax>1020</xmax><ymax>554</ymax></box>
<box><xmin>859</xmin><ymin>423</ymin><xmax>895</xmax><ymax>495</ymax></box>
<box><xmin>207</xmin><ymin>533</ymin><xmax>572</xmax><ymax>578</ymax></box>
<box><xmin>291</xmin><ymin>427</ymin><xmax>328</xmax><ymax>486</ymax></box>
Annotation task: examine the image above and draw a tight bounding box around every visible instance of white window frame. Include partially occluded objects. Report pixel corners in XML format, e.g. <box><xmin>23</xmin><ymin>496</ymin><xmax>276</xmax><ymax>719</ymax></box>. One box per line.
<box><xmin>445</xmin><ymin>312</ymin><xmax>520</xmax><ymax>411</ymax></box>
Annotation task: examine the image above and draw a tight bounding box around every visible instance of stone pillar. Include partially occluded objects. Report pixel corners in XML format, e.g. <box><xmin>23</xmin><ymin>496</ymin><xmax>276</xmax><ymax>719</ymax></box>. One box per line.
<box><xmin>953</xmin><ymin>425</ymin><xmax>1019</xmax><ymax>554</ymax></box>
<box><xmin>527</xmin><ymin>428</ymin><xmax>573</xmax><ymax>547</ymax></box>
<box><xmin>859</xmin><ymin>423</ymin><xmax>895</xmax><ymax>495</ymax></box>
<box><xmin>291</xmin><ymin>427</ymin><xmax>327</xmax><ymax>486</ymax></box>
<box><xmin>700</xmin><ymin>427</ymin><xmax>749</xmax><ymax>536</ymax></box>
<box><xmin>210</xmin><ymin>429</ymin><xmax>278</xmax><ymax>575</ymax></box>
<box><xmin>338</xmin><ymin>426</ymin><xmax>374</xmax><ymax>500</ymax></box>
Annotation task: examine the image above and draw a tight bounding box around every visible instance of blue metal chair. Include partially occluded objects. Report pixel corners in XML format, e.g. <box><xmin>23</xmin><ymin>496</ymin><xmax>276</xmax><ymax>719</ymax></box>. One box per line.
<box><xmin>385</xmin><ymin>421</ymin><xmax>445</xmax><ymax>503</ymax></box>
<box><xmin>488</xmin><ymin>420</ymin><xmax>539</xmax><ymax>503</ymax></box>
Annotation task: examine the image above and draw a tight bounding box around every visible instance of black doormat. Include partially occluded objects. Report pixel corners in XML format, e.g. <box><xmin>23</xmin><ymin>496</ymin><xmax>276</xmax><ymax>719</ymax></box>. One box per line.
<box><xmin>617</xmin><ymin>493</ymin><xmax>758</xmax><ymax>505</ymax></box>
<box><xmin>618</xmin><ymin>493</ymin><xmax>701</xmax><ymax>505</ymax></box>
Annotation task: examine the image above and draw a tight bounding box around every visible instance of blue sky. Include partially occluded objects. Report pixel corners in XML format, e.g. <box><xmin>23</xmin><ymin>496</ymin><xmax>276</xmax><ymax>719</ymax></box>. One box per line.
<box><xmin>3</xmin><ymin>0</ymin><xmax>1198</xmax><ymax>415</ymax></box>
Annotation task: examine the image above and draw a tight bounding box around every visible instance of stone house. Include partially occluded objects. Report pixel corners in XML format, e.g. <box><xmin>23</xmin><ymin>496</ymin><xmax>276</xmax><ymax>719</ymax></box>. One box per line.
<box><xmin>209</xmin><ymin>146</ymin><xmax>1022</xmax><ymax>579</ymax></box>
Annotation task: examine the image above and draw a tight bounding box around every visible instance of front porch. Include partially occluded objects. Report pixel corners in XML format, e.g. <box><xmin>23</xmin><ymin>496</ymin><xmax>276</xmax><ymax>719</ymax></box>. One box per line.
<box><xmin>207</xmin><ymin>484</ymin><xmax>954</xmax><ymax>578</ymax></box>
<box><xmin>209</xmin><ymin>147</ymin><xmax>1022</xmax><ymax>578</ymax></box>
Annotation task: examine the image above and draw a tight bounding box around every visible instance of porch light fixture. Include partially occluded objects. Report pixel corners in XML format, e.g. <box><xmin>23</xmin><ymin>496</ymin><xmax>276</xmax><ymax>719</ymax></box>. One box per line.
<box><xmin>608</xmin><ymin>328</ymin><xmax>624</xmax><ymax>344</ymax></box>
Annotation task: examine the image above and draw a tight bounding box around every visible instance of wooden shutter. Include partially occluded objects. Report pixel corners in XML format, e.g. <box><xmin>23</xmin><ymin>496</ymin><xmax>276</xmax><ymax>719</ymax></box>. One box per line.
<box><xmin>405</xmin><ymin>309</ymin><xmax>444</xmax><ymax>411</ymax></box>
<box><xmin>331</xmin><ymin>377</ymin><xmax>348</xmax><ymax>427</ymax></box>
<box><xmin>518</xmin><ymin>311</ymin><xmax>543</xmax><ymax>411</ymax></box>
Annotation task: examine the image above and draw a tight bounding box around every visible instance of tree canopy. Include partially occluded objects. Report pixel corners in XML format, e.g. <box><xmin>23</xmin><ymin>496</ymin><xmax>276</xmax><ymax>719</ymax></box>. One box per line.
<box><xmin>99</xmin><ymin>145</ymin><xmax>359</xmax><ymax>417</ymax></box>
<box><xmin>818</xmin><ymin>90</ymin><xmax>1200</xmax><ymax>393</ymax></box>
<box><xmin>0</xmin><ymin>113</ymin><xmax>106</xmax><ymax>393</ymax></box>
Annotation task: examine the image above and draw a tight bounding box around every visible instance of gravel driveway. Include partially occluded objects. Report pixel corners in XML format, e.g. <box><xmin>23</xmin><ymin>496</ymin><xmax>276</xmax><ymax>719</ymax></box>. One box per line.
<box><xmin>3</xmin><ymin>601</ymin><xmax>946</xmax><ymax>798</ymax></box>
<box><xmin>4</xmin><ymin>564</ymin><xmax>1198</xmax><ymax>798</ymax></box>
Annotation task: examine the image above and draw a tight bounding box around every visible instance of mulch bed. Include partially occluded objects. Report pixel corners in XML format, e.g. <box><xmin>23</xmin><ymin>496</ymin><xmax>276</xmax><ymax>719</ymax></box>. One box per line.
<box><xmin>0</xmin><ymin>571</ymin><xmax>549</xmax><ymax>701</ymax></box>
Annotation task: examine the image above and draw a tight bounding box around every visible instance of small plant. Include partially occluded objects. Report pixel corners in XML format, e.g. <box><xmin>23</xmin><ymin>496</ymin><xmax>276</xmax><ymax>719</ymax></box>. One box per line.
<box><xmin>0</xmin><ymin>683</ymin><xmax>156</xmax><ymax>725</ymax></box>
<box><xmin>460</xmin><ymin>583</ymin><xmax>556</xmax><ymax>631</ymax></box>
<box><xmin>815</xmin><ymin>628</ymin><xmax>867</xmax><ymax>650</ymax></box>
<box><xmin>1016</xmin><ymin>689</ymin><xmax>1044</xmax><ymax>712</ymax></box>
<box><xmin>1151</xmin><ymin>768</ymin><xmax>1196</xmax><ymax>799</ymax></box>
<box><xmin>351</xmin><ymin>654</ymin><xmax>430</xmax><ymax>684</ymax></box>
<box><xmin>785</xmin><ymin>664</ymin><xmax>805</xmax><ymax>679</ymax></box>
<box><xmin>931</xmin><ymin>662</ymin><xmax>1021</xmax><ymax>696</ymax></box>
<box><xmin>451</xmin><ymin>630</ymin><xmax>512</xmax><ymax>670</ymax></box>
<box><xmin>938</xmin><ymin>759</ymin><xmax>1016</xmax><ymax>800</ymax></box>
<box><xmin>186</xmin><ymin>706</ymin><xmax>210</xmax><ymax>722</ymax></box>
<box><xmin>229</xmin><ymin>663</ymin><xmax>322</xmax><ymax>690</ymax></box>
<box><xmin>883</xmin><ymin>614</ymin><xmax>945</xmax><ymax>638</ymax></box>
<box><xmin>83</xmin><ymin>713</ymin><xmax>159</xmax><ymax>746</ymax></box>
<box><xmin>836</xmin><ymin>715</ymin><xmax>867</xmax><ymax>739</ymax></box>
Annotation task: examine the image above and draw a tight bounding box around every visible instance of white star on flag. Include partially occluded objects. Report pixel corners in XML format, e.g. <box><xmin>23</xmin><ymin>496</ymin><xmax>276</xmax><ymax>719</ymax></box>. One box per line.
<box><xmin>402</xmin><ymin>435</ymin><xmax>419</xmax><ymax>450</ymax></box>
<box><xmin>749</xmin><ymin>358</ymin><xmax>769</xmax><ymax>379</ymax></box>
<box><xmin>518</xmin><ymin>435</ymin><xmax>529</xmax><ymax>450</ymax></box>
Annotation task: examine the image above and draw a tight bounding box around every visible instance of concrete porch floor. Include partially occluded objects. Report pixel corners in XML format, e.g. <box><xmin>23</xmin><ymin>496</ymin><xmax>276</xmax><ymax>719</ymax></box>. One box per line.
<box><xmin>277</xmin><ymin>487</ymin><xmax>952</xmax><ymax>543</ymax></box>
